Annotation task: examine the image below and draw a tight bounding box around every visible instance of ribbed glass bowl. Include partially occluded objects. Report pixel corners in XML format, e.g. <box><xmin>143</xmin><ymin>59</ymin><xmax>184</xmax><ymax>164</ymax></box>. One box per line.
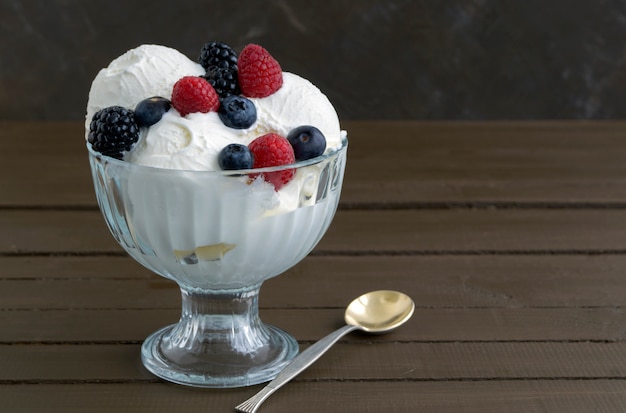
<box><xmin>87</xmin><ymin>136</ymin><xmax>347</xmax><ymax>388</ymax></box>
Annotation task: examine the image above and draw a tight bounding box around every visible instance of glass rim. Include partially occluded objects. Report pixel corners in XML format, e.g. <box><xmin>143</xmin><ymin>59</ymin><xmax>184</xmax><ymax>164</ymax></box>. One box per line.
<box><xmin>87</xmin><ymin>135</ymin><xmax>348</xmax><ymax>175</ymax></box>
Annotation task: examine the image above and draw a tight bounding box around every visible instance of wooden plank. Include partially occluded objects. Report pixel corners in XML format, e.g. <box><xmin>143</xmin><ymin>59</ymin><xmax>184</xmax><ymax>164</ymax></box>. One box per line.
<box><xmin>4</xmin><ymin>342</ymin><xmax>626</xmax><ymax>381</ymax></box>
<box><xmin>5</xmin><ymin>209</ymin><xmax>626</xmax><ymax>254</ymax></box>
<box><xmin>5</xmin><ymin>121</ymin><xmax>626</xmax><ymax>207</ymax></box>
<box><xmin>4</xmin><ymin>255</ymin><xmax>626</xmax><ymax>309</ymax></box>
<box><xmin>2</xmin><ymin>307</ymin><xmax>626</xmax><ymax>343</ymax></box>
<box><xmin>344</xmin><ymin>121</ymin><xmax>626</xmax><ymax>205</ymax></box>
<box><xmin>321</xmin><ymin>209</ymin><xmax>626</xmax><ymax>254</ymax></box>
<box><xmin>302</xmin><ymin>342</ymin><xmax>626</xmax><ymax>381</ymax></box>
<box><xmin>1</xmin><ymin>381</ymin><xmax>626</xmax><ymax>413</ymax></box>
<box><xmin>0</xmin><ymin>122</ymin><xmax>95</xmax><ymax>206</ymax></box>
<box><xmin>0</xmin><ymin>344</ymin><xmax>153</xmax><ymax>381</ymax></box>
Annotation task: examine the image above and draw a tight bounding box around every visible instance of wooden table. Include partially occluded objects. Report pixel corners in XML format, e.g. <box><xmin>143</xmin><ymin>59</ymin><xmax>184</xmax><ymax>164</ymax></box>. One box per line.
<box><xmin>3</xmin><ymin>120</ymin><xmax>626</xmax><ymax>412</ymax></box>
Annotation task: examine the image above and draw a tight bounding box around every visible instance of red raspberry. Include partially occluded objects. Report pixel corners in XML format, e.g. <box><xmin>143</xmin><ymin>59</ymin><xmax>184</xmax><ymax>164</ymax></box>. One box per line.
<box><xmin>248</xmin><ymin>133</ymin><xmax>295</xmax><ymax>190</ymax></box>
<box><xmin>171</xmin><ymin>76</ymin><xmax>219</xmax><ymax>116</ymax></box>
<box><xmin>238</xmin><ymin>44</ymin><xmax>283</xmax><ymax>98</ymax></box>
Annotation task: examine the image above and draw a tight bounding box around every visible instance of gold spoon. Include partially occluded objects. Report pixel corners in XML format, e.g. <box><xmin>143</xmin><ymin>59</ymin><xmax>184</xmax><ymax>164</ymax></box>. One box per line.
<box><xmin>235</xmin><ymin>290</ymin><xmax>415</xmax><ymax>413</ymax></box>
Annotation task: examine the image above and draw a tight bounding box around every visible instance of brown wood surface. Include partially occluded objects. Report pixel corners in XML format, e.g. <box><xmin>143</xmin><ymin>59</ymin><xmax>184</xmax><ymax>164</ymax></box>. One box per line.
<box><xmin>3</xmin><ymin>121</ymin><xmax>626</xmax><ymax>412</ymax></box>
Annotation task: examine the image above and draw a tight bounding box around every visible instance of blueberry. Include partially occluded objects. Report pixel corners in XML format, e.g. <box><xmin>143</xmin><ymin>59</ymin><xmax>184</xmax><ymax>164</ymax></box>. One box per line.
<box><xmin>134</xmin><ymin>97</ymin><xmax>171</xmax><ymax>127</ymax></box>
<box><xmin>218</xmin><ymin>143</ymin><xmax>254</xmax><ymax>170</ymax></box>
<box><xmin>218</xmin><ymin>95</ymin><xmax>257</xmax><ymax>129</ymax></box>
<box><xmin>287</xmin><ymin>125</ymin><xmax>327</xmax><ymax>161</ymax></box>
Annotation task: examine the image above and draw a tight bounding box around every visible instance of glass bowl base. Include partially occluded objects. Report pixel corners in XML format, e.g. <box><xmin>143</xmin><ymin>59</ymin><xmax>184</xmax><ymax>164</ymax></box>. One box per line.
<box><xmin>141</xmin><ymin>323</ymin><xmax>299</xmax><ymax>388</ymax></box>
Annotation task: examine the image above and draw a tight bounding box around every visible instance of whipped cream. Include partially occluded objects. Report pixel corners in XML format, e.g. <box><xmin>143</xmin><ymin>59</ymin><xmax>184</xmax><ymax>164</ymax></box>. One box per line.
<box><xmin>124</xmin><ymin>72</ymin><xmax>342</xmax><ymax>171</ymax></box>
<box><xmin>118</xmin><ymin>161</ymin><xmax>346</xmax><ymax>289</ymax></box>
<box><xmin>86</xmin><ymin>43</ymin><xmax>345</xmax><ymax>217</ymax></box>
<box><xmin>86</xmin><ymin>42</ymin><xmax>348</xmax><ymax>290</ymax></box>
<box><xmin>86</xmin><ymin>44</ymin><xmax>342</xmax><ymax>171</ymax></box>
<box><xmin>251</xmin><ymin>72</ymin><xmax>342</xmax><ymax>154</ymax></box>
<box><xmin>85</xmin><ymin>44</ymin><xmax>205</xmax><ymax>138</ymax></box>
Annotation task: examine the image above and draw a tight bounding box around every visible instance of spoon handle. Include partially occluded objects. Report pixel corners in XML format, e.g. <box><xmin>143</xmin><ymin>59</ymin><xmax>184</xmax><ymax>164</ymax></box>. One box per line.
<box><xmin>235</xmin><ymin>324</ymin><xmax>358</xmax><ymax>413</ymax></box>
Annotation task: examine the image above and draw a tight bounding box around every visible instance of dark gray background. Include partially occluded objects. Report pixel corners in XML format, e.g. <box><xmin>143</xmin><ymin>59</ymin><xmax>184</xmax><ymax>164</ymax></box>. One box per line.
<box><xmin>3</xmin><ymin>0</ymin><xmax>626</xmax><ymax>120</ymax></box>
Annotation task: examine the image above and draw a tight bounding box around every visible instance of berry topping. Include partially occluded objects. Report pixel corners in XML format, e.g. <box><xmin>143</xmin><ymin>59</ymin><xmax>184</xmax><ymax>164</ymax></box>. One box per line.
<box><xmin>248</xmin><ymin>133</ymin><xmax>295</xmax><ymax>190</ymax></box>
<box><xmin>218</xmin><ymin>95</ymin><xmax>257</xmax><ymax>129</ymax></box>
<box><xmin>198</xmin><ymin>41</ymin><xmax>238</xmax><ymax>71</ymax></box>
<box><xmin>287</xmin><ymin>125</ymin><xmax>327</xmax><ymax>161</ymax></box>
<box><xmin>199</xmin><ymin>42</ymin><xmax>240</xmax><ymax>99</ymax></box>
<box><xmin>203</xmin><ymin>71</ymin><xmax>240</xmax><ymax>100</ymax></box>
<box><xmin>88</xmin><ymin>106</ymin><xmax>139</xmax><ymax>159</ymax></box>
<box><xmin>134</xmin><ymin>96</ymin><xmax>171</xmax><ymax>127</ymax></box>
<box><xmin>218</xmin><ymin>143</ymin><xmax>254</xmax><ymax>170</ymax></box>
<box><xmin>238</xmin><ymin>44</ymin><xmax>283</xmax><ymax>98</ymax></box>
<box><xmin>171</xmin><ymin>76</ymin><xmax>219</xmax><ymax>117</ymax></box>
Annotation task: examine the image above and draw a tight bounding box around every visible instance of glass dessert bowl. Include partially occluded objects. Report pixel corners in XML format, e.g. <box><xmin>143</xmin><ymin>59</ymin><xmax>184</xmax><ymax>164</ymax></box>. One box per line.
<box><xmin>87</xmin><ymin>136</ymin><xmax>347</xmax><ymax>388</ymax></box>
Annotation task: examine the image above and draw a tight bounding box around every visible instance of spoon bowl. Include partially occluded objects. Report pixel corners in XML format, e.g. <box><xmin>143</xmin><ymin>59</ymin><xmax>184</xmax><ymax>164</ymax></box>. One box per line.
<box><xmin>345</xmin><ymin>290</ymin><xmax>415</xmax><ymax>333</ymax></box>
<box><xmin>235</xmin><ymin>290</ymin><xmax>415</xmax><ymax>413</ymax></box>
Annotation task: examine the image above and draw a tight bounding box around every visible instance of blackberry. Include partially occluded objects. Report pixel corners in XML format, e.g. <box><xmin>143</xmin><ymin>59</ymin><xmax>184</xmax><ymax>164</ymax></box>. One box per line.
<box><xmin>198</xmin><ymin>42</ymin><xmax>240</xmax><ymax>98</ymax></box>
<box><xmin>198</xmin><ymin>41</ymin><xmax>238</xmax><ymax>72</ymax></box>
<box><xmin>88</xmin><ymin>106</ymin><xmax>139</xmax><ymax>159</ymax></box>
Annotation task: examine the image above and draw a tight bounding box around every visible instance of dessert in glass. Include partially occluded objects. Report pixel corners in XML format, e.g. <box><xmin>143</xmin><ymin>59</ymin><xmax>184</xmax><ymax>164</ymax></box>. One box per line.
<box><xmin>85</xmin><ymin>42</ymin><xmax>347</xmax><ymax>387</ymax></box>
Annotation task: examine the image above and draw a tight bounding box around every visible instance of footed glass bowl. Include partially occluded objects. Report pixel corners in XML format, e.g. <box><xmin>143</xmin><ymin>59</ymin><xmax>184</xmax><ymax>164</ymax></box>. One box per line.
<box><xmin>87</xmin><ymin>136</ymin><xmax>347</xmax><ymax>388</ymax></box>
